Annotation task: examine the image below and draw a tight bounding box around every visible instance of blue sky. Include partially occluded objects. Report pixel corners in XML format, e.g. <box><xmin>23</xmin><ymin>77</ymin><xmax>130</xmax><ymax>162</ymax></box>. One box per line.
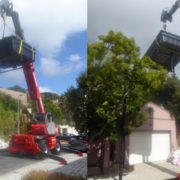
<box><xmin>0</xmin><ymin>0</ymin><xmax>87</xmax><ymax>95</ymax></box>
<box><xmin>36</xmin><ymin>30</ymin><xmax>87</xmax><ymax>94</ymax></box>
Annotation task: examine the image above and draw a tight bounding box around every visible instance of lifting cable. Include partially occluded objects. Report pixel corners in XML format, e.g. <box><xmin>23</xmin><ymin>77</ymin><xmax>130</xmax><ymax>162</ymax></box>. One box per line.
<box><xmin>0</xmin><ymin>21</ymin><xmax>23</xmax><ymax>74</ymax></box>
<box><xmin>4</xmin><ymin>23</ymin><xmax>36</xmax><ymax>60</ymax></box>
<box><xmin>0</xmin><ymin>19</ymin><xmax>35</xmax><ymax>73</ymax></box>
<box><xmin>0</xmin><ymin>11</ymin><xmax>10</xmax><ymax>39</ymax></box>
<box><xmin>2</xmin><ymin>19</ymin><xmax>5</xmax><ymax>38</ymax></box>
<box><xmin>0</xmin><ymin>66</ymin><xmax>22</xmax><ymax>74</ymax></box>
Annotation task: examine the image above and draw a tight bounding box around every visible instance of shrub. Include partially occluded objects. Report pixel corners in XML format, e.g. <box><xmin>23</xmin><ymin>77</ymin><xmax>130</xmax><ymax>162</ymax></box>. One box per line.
<box><xmin>22</xmin><ymin>170</ymin><xmax>86</xmax><ymax>180</ymax></box>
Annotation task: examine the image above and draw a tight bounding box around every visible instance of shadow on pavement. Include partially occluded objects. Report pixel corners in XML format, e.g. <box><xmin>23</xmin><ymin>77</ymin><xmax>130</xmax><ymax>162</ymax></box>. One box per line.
<box><xmin>0</xmin><ymin>149</ymin><xmax>67</xmax><ymax>176</ymax></box>
<box><xmin>52</xmin><ymin>156</ymin><xmax>87</xmax><ymax>178</ymax></box>
<box><xmin>145</xmin><ymin>162</ymin><xmax>177</xmax><ymax>177</ymax></box>
<box><xmin>88</xmin><ymin>171</ymin><xmax>133</xmax><ymax>180</ymax></box>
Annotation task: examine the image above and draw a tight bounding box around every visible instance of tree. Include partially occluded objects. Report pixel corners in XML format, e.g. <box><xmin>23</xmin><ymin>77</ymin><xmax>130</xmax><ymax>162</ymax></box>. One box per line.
<box><xmin>87</xmin><ymin>31</ymin><xmax>168</xmax><ymax>142</ymax></box>
<box><xmin>60</xmin><ymin>72</ymin><xmax>87</xmax><ymax>133</ymax></box>
<box><xmin>28</xmin><ymin>92</ymin><xmax>66</xmax><ymax>125</ymax></box>
<box><xmin>43</xmin><ymin>98</ymin><xmax>66</xmax><ymax>125</ymax></box>
<box><xmin>0</xmin><ymin>92</ymin><xmax>25</xmax><ymax>140</ymax></box>
<box><xmin>87</xmin><ymin>31</ymin><xmax>168</xmax><ymax>180</ymax></box>
<box><xmin>154</xmin><ymin>76</ymin><xmax>180</xmax><ymax>121</ymax></box>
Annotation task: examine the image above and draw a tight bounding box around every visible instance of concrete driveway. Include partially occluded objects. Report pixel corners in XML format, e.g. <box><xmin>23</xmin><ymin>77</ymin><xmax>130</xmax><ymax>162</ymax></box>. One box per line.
<box><xmin>0</xmin><ymin>150</ymin><xmax>87</xmax><ymax>180</ymax></box>
<box><xmin>88</xmin><ymin>161</ymin><xmax>180</xmax><ymax>180</ymax></box>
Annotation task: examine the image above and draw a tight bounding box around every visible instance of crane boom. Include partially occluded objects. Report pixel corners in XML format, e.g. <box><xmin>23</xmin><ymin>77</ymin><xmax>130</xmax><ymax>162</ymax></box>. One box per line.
<box><xmin>0</xmin><ymin>0</ymin><xmax>45</xmax><ymax>114</ymax></box>
<box><xmin>161</xmin><ymin>0</ymin><xmax>180</xmax><ymax>23</ymax></box>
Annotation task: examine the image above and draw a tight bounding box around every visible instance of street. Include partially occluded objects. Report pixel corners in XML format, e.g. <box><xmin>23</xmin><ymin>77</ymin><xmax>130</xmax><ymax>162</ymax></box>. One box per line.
<box><xmin>0</xmin><ymin>149</ymin><xmax>87</xmax><ymax>180</ymax></box>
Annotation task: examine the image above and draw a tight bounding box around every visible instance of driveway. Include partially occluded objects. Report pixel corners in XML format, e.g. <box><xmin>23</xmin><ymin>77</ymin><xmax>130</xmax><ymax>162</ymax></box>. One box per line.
<box><xmin>0</xmin><ymin>149</ymin><xmax>87</xmax><ymax>180</ymax></box>
<box><xmin>88</xmin><ymin>161</ymin><xmax>180</xmax><ymax>180</ymax></box>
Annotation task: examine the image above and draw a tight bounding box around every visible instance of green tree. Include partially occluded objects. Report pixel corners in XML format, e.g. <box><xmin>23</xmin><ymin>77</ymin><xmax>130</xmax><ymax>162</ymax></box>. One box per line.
<box><xmin>0</xmin><ymin>92</ymin><xmax>25</xmax><ymax>140</ymax></box>
<box><xmin>60</xmin><ymin>72</ymin><xmax>87</xmax><ymax>133</ymax></box>
<box><xmin>43</xmin><ymin>98</ymin><xmax>66</xmax><ymax>124</ymax></box>
<box><xmin>87</xmin><ymin>31</ymin><xmax>168</xmax><ymax>142</ymax></box>
<box><xmin>154</xmin><ymin>76</ymin><xmax>180</xmax><ymax>121</ymax></box>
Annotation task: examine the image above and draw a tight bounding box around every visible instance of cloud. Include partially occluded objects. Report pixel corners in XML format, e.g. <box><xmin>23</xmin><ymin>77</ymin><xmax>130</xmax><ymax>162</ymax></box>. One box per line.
<box><xmin>88</xmin><ymin>0</ymin><xmax>180</xmax><ymax>54</ymax></box>
<box><xmin>0</xmin><ymin>0</ymin><xmax>87</xmax><ymax>89</ymax></box>
<box><xmin>39</xmin><ymin>86</ymin><xmax>54</xmax><ymax>93</ymax></box>
<box><xmin>88</xmin><ymin>0</ymin><xmax>180</xmax><ymax>78</ymax></box>
<box><xmin>40</xmin><ymin>57</ymin><xmax>85</xmax><ymax>77</ymax></box>
<box><xmin>10</xmin><ymin>0</ymin><xmax>87</xmax><ymax>57</ymax></box>
<box><xmin>68</xmin><ymin>54</ymin><xmax>81</xmax><ymax>62</ymax></box>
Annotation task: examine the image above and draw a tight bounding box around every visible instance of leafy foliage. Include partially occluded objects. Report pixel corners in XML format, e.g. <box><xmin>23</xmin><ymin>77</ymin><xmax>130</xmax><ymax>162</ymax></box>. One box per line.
<box><xmin>43</xmin><ymin>97</ymin><xmax>66</xmax><ymax>125</ymax></box>
<box><xmin>154</xmin><ymin>76</ymin><xmax>180</xmax><ymax>121</ymax></box>
<box><xmin>41</xmin><ymin>92</ymin><xmax>59</xmax><ymax>100</ymax></box>
<box><xmin>28</xmin><ymin>91</ymin><xmax>66</xmax><ymax>125</ymax></box>
<box><xmin>60</xmin><ymin>72</ymin><xmax>87</xmax><ymax>133</ymax></box>
<box><xmin>87</xmin><ymin>31</ymin><xmax>168</xmax><ymax>141</ymax></box>
<box><xmin>0</xmin><ymin>92</ymin><xmax>24</xmax><ymax>139</ymax></box>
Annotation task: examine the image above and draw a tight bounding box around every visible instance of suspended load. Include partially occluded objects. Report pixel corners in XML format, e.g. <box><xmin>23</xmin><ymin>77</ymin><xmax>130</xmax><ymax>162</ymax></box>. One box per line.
<box><xmin>0</xmin><ymin>36</ymin><xmax>35</xmax><ymax>68</ymax></box>
<box><xmin>145</xmin><ymin>30</ymin><xmax>180</xmax><ymax>71</ymax></box>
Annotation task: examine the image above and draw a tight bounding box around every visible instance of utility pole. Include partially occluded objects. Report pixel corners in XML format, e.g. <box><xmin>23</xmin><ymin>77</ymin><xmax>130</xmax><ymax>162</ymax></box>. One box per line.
<box><xmin>119</xmin><ymin>84</ymin><xmax>127</xmax><ymax>180</ymax></box>
<box><xmin>17</xmin><ymin>94</ymin><xmax>23</xmax><ymax>134</ymax></box>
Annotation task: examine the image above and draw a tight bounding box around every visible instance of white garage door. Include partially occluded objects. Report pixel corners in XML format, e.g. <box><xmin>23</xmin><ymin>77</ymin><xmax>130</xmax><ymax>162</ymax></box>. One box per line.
<box><xmin>129</xmin><ymin>132</ymin><xmax>170</xmax><ymax>165</ymax></box>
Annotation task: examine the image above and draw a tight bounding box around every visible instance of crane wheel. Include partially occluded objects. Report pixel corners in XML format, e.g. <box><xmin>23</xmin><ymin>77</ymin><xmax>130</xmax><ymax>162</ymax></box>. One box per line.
<box><xmin>51</xmin><ymin>141</ymin><xmax>61</xmax><ymax>155</ymax></box>
<box><xmin>38</xmin><ymin>139</ymin><xmax>49</xmax><ymax>154</ymax></box>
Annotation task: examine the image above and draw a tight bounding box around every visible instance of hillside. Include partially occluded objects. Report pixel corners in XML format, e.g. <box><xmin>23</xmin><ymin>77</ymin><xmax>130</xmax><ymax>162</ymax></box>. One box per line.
<box><xmin>41</xmin><ymin>92</ymin><xmax>60</xmax><ymax>100</ymax></box>
<box><xmin>0</xmin><ymin>92</ymin><xmax>24</xmax><ymax>140</ymax></box>
<box><xmin>8</xmin><ymin>85</ymin><xmax>26</xmax><ymax>93</ymax></box>
<box><xmin>0</xmin><ymin>88</ymin><xmax>27</xmax><ymax>106</ymax></box>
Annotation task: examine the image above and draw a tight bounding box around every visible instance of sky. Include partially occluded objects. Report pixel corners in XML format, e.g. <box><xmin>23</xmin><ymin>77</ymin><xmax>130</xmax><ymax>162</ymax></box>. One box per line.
<box><xmin>88</xmin><ymin>0</ymin><xmax>180</xmax><ymax>78</ymax></box>
<box><xmin>0</xmin><ymin>0</ymin><xmax>87</xmax><ymax>94</ymax></box>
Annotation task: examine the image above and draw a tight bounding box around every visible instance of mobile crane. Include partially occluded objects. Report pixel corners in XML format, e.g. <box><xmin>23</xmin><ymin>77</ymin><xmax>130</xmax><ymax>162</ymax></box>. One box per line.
<box><xmin>0</xmin><ymin>0</ymin><xmax>69</xmax><ymax>163</ymax></box>
<box><xmin>161</xmin><ymin>0</ymin><xmax>180</xmax><ymax>24</ymax></box>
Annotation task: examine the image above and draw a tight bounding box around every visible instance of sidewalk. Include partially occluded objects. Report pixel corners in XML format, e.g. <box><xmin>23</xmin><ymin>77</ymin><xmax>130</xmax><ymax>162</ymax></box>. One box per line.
<box><xmin>88</xmin><ymin>161</ymin><xmax>180</xmax><ymax>180</ymax></box>
<box><xmin>52</xmin><ymin>156</ymin><xmax>87</xmax><ymax>178</ymax></box>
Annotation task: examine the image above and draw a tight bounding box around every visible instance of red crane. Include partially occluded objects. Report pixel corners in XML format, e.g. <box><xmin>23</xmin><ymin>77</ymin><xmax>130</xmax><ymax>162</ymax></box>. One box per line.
<box><xmin>161</xmin><ymin>0</ymin><xmax>180</xmax><ymax>23</ymax></box>
<box><xmin>0</xmin><ymin>0</ymin><xmax>44</xmax><ymax>114</ymax></box>
<box><xmin>0</xmin><ymin>0</ymin><xmax>71</xmax><ymax>162</ymax></box>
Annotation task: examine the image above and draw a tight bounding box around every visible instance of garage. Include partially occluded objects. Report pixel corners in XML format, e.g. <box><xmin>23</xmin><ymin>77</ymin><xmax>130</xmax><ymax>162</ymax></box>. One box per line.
<box><xmin>129</xmin><ymin>131</ymin><xmax>170</xmax><ymax>165</ymax></box>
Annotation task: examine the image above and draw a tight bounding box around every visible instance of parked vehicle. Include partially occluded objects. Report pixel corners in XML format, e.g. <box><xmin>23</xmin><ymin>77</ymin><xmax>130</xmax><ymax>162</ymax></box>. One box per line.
<box><xmin>68</xmin><ymin>135</ymin><xmax>88</xmax><ymax>153</ymax></box>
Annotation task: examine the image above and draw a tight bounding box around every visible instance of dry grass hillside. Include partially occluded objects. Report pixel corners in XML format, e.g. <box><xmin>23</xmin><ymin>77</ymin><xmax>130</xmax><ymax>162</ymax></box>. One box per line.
<box><xmin>0</xmin><ymin>88</ymin><xmax>27</xmax><ymax>106</ymax></box>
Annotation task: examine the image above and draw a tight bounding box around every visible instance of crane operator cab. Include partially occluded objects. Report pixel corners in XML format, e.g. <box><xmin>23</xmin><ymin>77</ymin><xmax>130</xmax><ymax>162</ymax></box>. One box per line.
<box><xmin>1</xmin><ymin>0</ymin><xmax>63</xmax><ymax>157</ymax></box>
<box><xmin>45</xmin><ymin>112</ymin><xmax>57</xmax><ymax>135</ymax></box>
<box><xmin>31</xmin><ymin>112</ymin><xmax>57</xmax><ymax>136</ymax></box>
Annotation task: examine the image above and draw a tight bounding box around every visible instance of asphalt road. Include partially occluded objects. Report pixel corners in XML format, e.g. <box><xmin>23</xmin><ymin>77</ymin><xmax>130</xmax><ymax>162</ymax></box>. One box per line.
<box><xmin>0</xmin><ymin>149</ymin><xmax>87</xmax><ymax>180</ymax></box>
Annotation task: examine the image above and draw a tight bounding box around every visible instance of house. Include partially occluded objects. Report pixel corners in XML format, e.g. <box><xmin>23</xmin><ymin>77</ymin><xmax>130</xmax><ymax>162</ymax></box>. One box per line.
<box><xmin>129</xmin><ymin>102</ymin><xmax>177</xmax><ymax>165</ymax></box>
<box><xmin>88</xmin><ymin>102</ymin><xmax>178</xmax><ymax>176</ymax></box>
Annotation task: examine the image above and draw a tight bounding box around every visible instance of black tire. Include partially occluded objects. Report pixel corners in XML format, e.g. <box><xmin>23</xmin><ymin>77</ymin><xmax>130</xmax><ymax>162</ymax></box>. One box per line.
<box><xmin>38</xmin><ymin>139</ymin><xmax>48</xmax><ymax>154</ymax></box>
<box><xmin>51</xmin><ymin>141</ymin><xmax>61</xmax><ymax>155</ymax></box>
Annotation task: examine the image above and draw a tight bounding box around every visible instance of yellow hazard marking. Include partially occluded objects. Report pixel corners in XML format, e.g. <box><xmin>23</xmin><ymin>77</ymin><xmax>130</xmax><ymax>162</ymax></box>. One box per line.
<box><xmin>18</xmin><ymin>39</ymin><xmax>35</xmax><ymax>60</ymax></box>
<box><xmin>18</xmin><ymin>39</ymin><xmax>23</xmax><ymax>54</ymax></box>
<box><xmin>32</xmin><ymin>48</ymin><xmax>35</xmax><ymax>60</ymax></box>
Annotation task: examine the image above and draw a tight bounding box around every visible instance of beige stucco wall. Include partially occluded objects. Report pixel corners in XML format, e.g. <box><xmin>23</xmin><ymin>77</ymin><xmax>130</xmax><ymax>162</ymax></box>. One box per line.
<box><xmin>136</xmin><ymin>102</ymin><xmax>177</xmax><ymax>150</ymax></box>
